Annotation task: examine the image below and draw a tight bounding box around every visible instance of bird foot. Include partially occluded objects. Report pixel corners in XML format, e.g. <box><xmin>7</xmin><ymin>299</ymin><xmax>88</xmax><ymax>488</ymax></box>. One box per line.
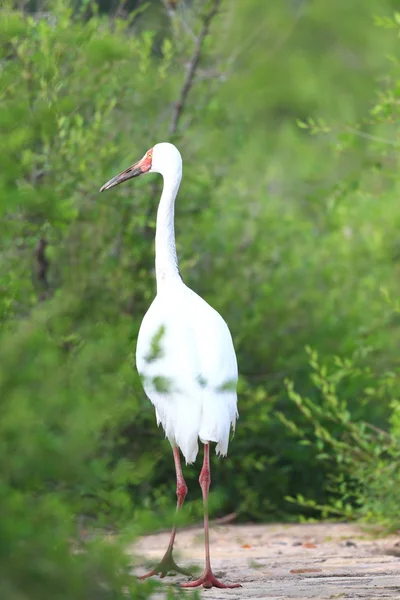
<box><xmin>138</xmin><ymin>549</ymin><xmax>192</xmax><ymax>580</ymax></box>
<box><xmin>180</xmin><ymin>567</ymin><xmax>242</xmax><ymax>589</ymax></box>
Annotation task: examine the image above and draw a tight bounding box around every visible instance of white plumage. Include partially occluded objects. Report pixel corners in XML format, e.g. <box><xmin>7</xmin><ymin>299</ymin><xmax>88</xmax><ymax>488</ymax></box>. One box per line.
<box><xmin>122</xmin><ymin>141</ymin><xmax>240</xmax><ymax>464</ymax></box>
<box><xmin>136</xmin><ymin>280</ymin><xmax>238</xmax><ymax>463</ymax></box>
<box><xmin>100</xmin><ymin>142</ymin><xmax>240</xmax><ymax>589</ymax></box>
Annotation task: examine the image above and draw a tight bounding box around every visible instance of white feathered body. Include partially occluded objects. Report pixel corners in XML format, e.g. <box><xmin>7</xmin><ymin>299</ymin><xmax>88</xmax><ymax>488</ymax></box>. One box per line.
<box><xmin>136</xmin><ymin>280</ymin><xmax>238</xmax><ymax>464</ymax></box>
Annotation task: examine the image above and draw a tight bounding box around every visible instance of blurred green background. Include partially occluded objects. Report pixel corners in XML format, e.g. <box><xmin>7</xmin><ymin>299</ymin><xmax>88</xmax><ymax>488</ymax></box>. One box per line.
<box><xmin>1</xmin><ymin>0</ymin><xmax>400</xmax><ymax>597</ymax></box>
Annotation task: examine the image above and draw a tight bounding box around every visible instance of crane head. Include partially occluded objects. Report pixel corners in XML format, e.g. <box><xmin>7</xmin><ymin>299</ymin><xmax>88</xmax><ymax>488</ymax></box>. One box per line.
<box><xmin>100</xmin><ymin>148</ymin><xmax>153</xmax><ymax>192</ymax></box>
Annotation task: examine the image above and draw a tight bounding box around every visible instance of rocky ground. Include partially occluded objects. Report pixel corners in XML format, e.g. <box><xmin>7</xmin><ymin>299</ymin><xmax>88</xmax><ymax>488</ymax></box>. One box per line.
<box><xmin>131</xmin><ymin>522</ymin><xmax>400</xmax><ymax>599</ymax></box>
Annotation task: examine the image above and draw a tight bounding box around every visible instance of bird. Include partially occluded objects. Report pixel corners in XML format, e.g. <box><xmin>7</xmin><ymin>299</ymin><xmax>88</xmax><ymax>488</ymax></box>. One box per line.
<box><xmin>100</xmin><ymin>142</ymin><xmax>240</xmax><ymax>589</ymax></box>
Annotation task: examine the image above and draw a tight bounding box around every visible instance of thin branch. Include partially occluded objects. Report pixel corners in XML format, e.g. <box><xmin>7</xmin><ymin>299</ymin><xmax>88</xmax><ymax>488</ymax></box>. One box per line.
<box><xmin>344</xmin><ymin>125</ymin><xmax>400</xmax><ymax>148</ymax></box>
<box><xmin>364</xmin><ymin>421</ymin><xmax>393</xmax><ymax>440</ymax></box>
<box><xmin>161</xmin><ymin>0</ymin><xmax>196</xmax><ymax>41</ymax></box>
<box><xmin>113</xmin><ymin>0</ymin><xmax>129</xmax><ymax>19</ymax></box>
<box><xmin>114</xmin><ymin>0</ymin><xmax>148</xmax><ymax>24</ymax></box>
<box><xmin>34</xmin><ymin>238</ymin><xmax>50</xmax><ymax>301</ymax></box>
<box><xmin>133</xmin><ymin>0</ymin><xmax>223</xmax><ymax>261</ymax></box>
<box><xmin>169</xmin><ymin>0</ymin><xmax>222</xmax><ymax>135</ymax></box>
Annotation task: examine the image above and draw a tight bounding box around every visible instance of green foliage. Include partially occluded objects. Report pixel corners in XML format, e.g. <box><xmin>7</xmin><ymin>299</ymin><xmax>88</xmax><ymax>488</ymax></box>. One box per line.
<box><xmin>281</xmin><ymin>346</ymin><xmax>400</xmax><ymax>531</ymax></box>
<box><xmin>271</xmin><ymin>11</ymin><xmax>400</xmax><ymax>529</ymax></box>
<box><xmin>1</xmin><ymin>0</ymin><xmax>400</xmax><ymax>593</ymax></box>
<box><xmin>0</xmin><ymin>2</ymin><xmax>181</xmax><ymax>596</ymax></box>
<box><xmin>0</xmin><ymin>315</ymin><xmax>152</xmax><ymax>597</ymax></box>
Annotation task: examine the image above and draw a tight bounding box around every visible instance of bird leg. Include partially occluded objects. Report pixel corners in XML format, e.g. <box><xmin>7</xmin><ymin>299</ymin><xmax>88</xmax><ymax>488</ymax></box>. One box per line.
<box><xmin>180</xmin><ymin>443</ymin><xmax>242</xmax><ymax>589</ymax></box>
<box><xmin>138</xmin><ymin>446</ymin><xmax>192</xmax><ymax>579</ymax></box>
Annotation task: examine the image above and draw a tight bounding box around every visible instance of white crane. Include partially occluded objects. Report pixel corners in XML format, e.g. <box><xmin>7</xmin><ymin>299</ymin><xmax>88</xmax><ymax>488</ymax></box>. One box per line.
<box><xmin>100</xmin><ymin>142</ymin><xmax>240</xmax><ymax>589</ymax></box>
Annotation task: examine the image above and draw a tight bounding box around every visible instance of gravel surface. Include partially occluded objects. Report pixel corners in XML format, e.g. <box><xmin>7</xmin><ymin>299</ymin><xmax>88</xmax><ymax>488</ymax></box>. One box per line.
<box><xmin>131</xmin><ymin>522</ymin><xmax>400</xmax><ymax>599</ymax></box>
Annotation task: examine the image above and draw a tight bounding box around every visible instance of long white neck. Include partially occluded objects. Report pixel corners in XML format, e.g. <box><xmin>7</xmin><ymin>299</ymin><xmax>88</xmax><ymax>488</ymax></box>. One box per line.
<box><xmin>155</xmin><ymin>170</ymin><xmax>182</xmax><ymax>290</ymax></box>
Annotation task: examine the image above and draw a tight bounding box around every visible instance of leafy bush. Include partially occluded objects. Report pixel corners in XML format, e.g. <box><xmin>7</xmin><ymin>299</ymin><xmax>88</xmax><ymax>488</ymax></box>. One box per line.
<box><xmin>275</xmin><ymin>12</ymin><xmax>400</xmax><ymax>530</ymax></box>
<box><xmin>0</xmin><ymin>306</ymin><xmax>162</xmax><ymax>598</ymax></box>
<box><xmin>1</xmin><ymin>3</ymin><xmax>400</xmax><ymax>595</ymax></box>
<box><xmin>281</xmin><ymin>346</ymin><xmax>400</xmax><ymax>531</ymax></box>
<box><xmin>0</xmin><ymin>4</ymin><xmax>180</xmax><ymax>597</ymax></box>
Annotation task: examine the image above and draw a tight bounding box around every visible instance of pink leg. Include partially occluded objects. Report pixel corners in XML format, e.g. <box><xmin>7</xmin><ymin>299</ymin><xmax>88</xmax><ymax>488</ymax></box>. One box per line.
<box><xmin>181</xmin><ymin>443</ymin><xmax>242</xmax><ymax>589</ymax></box>
<box><xmin>138</xmin><ymin>446</ymin><xmax>192</xmax><ymax>579</ymax></box>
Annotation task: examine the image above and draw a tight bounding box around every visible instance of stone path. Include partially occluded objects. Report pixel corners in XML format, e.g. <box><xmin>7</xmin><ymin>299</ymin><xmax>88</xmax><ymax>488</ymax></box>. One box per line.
<box><xmin>131</xmin><ymin>522</ymin><xmax>400</xmax><ymax>599</ymax></box>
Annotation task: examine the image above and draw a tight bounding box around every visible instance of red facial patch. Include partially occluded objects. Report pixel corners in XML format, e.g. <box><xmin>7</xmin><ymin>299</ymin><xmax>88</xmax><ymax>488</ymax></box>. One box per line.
<box><xmin>140</xmin><ymin>147</ymin><xmax>153</xmax><ymax>172</ymax></box>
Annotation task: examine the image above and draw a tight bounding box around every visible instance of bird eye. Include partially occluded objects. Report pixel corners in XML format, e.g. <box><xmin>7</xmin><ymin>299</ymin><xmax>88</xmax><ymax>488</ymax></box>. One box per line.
<box><xmin>147</xmin><ymin>152</ymin><xmax>152</xmax><ymax>158</ymax></box>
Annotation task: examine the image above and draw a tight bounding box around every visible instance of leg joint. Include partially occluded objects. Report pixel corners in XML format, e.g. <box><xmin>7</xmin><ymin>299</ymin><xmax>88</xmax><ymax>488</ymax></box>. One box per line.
<box><xmin>177</xmin><ymin>480</ymin><xmax>188</xmax><ymax>500</ymax></box>
<box><xmin>199</xmin><ymin>467</ymin><xmax>210</xmax><ymax>489</ymax></box>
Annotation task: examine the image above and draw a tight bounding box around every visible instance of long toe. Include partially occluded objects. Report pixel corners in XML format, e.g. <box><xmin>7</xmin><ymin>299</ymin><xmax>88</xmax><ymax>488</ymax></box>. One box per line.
<box><xmin>138</xmin><ymin>551</ymin><xmax>192</xmax><ymax>580</ymax></box>
<box><xmin>159</xmin><ymin>561</ymin><xmax>192</xmax><ymax>579</ymax></box>
<box><xmin>180</xmin><ymin>568</ymin><xmax>241</xmax><ymax>589</ymax></box>
<box><xmin>138</xmin><ymin>568</ymin><xmax>158</xmax><ymax>580</ymax></box>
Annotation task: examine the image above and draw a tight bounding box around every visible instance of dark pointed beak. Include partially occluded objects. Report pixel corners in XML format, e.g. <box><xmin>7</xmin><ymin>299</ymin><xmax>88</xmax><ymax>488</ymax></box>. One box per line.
<box><xmin>100</xmin><ymin>155</ymin><xmax>151</xmax><ymax>192</ymax></box>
